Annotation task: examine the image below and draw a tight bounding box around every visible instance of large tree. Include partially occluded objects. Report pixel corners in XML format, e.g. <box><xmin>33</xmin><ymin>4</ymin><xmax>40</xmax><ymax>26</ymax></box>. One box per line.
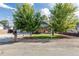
<box><xmin>13</xmin><ymin>3</ymin><xmax>43</xmax><ymax>36</ymax></box>
<box><xmin>50</xmin><ymin>3</ymin><xmax>78</xmax><ymax>35</ymax></box>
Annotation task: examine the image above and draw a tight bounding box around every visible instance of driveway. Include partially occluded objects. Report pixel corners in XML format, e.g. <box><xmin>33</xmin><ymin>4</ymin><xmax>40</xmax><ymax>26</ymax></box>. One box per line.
<box><xmin>0</xmin><ymin>34</ymin><xmax>14</xmax><ymax>43</ymax></box>
<box><xmin>0</xmin><ymin>37</ymin><xmax>79</xmax><ymax>56</ymax></box>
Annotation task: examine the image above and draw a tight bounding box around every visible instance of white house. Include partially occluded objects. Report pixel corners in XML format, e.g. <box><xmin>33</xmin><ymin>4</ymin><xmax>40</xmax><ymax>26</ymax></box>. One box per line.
<box><xmin>0</xmin><ymin>24</ymin><xmax>3</xmax><ymax>29</ymax></box>
<box><xmin>76</xmin><ymin>24</ymin><xmax>79</xmax><ymax>32</ymax></box>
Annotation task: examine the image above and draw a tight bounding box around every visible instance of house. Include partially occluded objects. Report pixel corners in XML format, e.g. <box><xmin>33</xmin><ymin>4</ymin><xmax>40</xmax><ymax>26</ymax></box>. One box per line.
<box><xmin>0</xmin><ymin>24</ymin><xmax>4</xmax><ymax>29</ymax></box>
<box><xmin>67</xmin><ymin>23</ymin><xmax>79</xmax><ymax>33</ymax></box>
<box><xmin>33</xmin><ymin>22</ymin><xmax>50</xmax><ymax>34</ymax></box>
<box><xmin>0</xmin><ymin>24</ymin><xmax>7</xmax><ymax>34</ymax></box>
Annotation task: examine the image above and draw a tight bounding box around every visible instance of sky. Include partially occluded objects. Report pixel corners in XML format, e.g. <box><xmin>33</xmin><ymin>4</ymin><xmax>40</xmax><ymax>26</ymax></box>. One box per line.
<box><xmin>0</xmin><ymin>3</ymin><xmax>52</xmax><ymax>20</ymax></box>
<box><xmin>0</xmin><ymin>3</ymin><xmax>79</xmax><ymax>26</ymax></box>
<box><xmin>0</xmin><ymin>3</ymin><xmax>53</xmax><ymax>26</ymax></box>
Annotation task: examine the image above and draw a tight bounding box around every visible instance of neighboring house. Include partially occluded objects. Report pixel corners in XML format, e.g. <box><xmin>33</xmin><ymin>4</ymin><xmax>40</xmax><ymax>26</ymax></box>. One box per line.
<box><xmin>76</xmin><ymin>24</ymin><xmax>79</xmax><ymax>31</ymax></box>
<box><xmin>67</xmin><ymin>23</ymin><xmax>79</xmax><ymax>33</ymax></box>
<box><xmin>0</xmin><ymin>24</ymin><xmax>4</xmax><ymax>29</ymax></box>
<box><xmin>0</xmin><ymin>24</ymin><xmax>8</xmax><ymax>34</ymax></box>
<box><xmin>0</xmin><ymin>23</ymin><xmax>10</xmax><ymax>30</ymax></box>
<box><xmin>33</xmin><ymin>21</ymin><xmax>50</xmax><ymax>34</ymax></box>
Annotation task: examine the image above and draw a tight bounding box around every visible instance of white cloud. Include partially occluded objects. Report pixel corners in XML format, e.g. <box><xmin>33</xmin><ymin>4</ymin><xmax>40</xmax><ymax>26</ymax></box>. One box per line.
<box><xmin>75</xmin><ymin>11</ymin><xmax>79</xmax><ymax>17</ymax></box>
<box><xmin>48</xmin><ymin>3</ymin><xmax>55</xmax><ymax>8</ymax></box>
<box><xmin>41</xmin><ymin>8</ymin><xmax>51</xmax><ymax>17</ymax></box>
<box><xmin>29</xmin><ymin>3</ymin><xmax>34</xmax><ymax>6</ymax></box>
<box><xmin>0</xmin><ymin>3</ymin><xmax>16</xmax><ymax>10</ymax></box>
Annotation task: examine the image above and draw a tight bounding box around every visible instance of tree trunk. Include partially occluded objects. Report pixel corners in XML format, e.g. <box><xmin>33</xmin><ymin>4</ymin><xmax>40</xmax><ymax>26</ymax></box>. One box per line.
<box><xmin>51</xmin><ymin>28</ymin><xmax>54</xmax><ymax>39</ymax></box>
<box><xmin>30</xmin><ymin>32</ymin><xmax>32</xmax><ymax>37</ymax></box>
<box><xmin>13</xmin><ymin>30</ymin><xmax>17</xmax><ymax>42</ymax></box>
<box><xmin>52</xmin><ymin>31</ymin><xmax>54</xmax><ymax>35</ymax></box>
<box><xmin>14</xmin><ymin>33</ymin><xmax>17</xmax><ymax>42</ymax></box>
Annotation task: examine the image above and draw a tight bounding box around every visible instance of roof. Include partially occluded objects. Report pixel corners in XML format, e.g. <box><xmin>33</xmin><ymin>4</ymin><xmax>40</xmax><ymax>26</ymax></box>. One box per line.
<box><xmin>0</xmin><ymin>24</ymin><xmax>3</xmax><ymax>27</ymax></box>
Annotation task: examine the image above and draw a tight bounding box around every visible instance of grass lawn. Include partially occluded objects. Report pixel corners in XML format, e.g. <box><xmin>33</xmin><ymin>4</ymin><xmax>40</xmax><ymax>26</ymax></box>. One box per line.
<box><xmin>32</xmin><ymin>34</ymin><xmax>66</xmax><ymax>39</ymax></box>
<box><xmin>18</xmin><ymin>34</ymin><xmax>67</xmax><ymax>39</ymax></box>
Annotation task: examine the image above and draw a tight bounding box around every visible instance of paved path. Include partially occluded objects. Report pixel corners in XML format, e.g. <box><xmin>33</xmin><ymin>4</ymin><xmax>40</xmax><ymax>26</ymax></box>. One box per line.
<box><xmin>0</xmin><ymin>38</ymin><xmax>79</xmax><ymax>56</ymax></box>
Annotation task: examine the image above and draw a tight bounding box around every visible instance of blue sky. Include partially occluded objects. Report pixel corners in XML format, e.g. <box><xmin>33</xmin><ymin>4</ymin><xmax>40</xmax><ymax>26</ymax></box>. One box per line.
<box><xmin>0</xmin><ymin>3</ymin><xmax>79</xmax><ymax>26</ymax></box>
<box><xmin>0</xmin><ymin>3</ymin><xmax>53</xmax><ymax>26</ymax></box>
<box><xmin>0</xmin><ymin>3</ymin><xmax>52</xmax><ymax>21</ymax></box>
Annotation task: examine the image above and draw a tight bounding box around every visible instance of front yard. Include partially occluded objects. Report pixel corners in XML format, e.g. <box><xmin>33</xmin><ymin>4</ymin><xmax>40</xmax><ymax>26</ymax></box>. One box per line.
<box><xmin>17</xmin><ymin>34</ymin><xmax>68</xmax><ymax>39</ymax></box>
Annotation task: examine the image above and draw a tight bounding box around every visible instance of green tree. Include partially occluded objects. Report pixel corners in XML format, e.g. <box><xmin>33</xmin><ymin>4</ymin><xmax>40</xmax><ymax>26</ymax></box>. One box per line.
<box><xmin>34</xmin><ymin>12</ymin><xmax>44</xmax><ymax>31</ymax></box>
<box><xmin>50</xmin><ymin>3</ymin><xmax>78</xmax><ymax>35</ymax></box>
<box><xmin>13</xmin><ymin>4</ymin><xmax>43</xmax><ymax>37</ymax></box>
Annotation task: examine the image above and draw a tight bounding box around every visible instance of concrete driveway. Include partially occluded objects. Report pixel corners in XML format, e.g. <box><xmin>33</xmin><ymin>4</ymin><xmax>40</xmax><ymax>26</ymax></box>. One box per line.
<box><xmin>0</xmin><ymin>37</ymin><xmax>79</xmax><ymax>56</ymax></box>
<box><xmin>0</xmin><ymin>34</ymin><xmax>14</xmax><ymax>43</ymax></box>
